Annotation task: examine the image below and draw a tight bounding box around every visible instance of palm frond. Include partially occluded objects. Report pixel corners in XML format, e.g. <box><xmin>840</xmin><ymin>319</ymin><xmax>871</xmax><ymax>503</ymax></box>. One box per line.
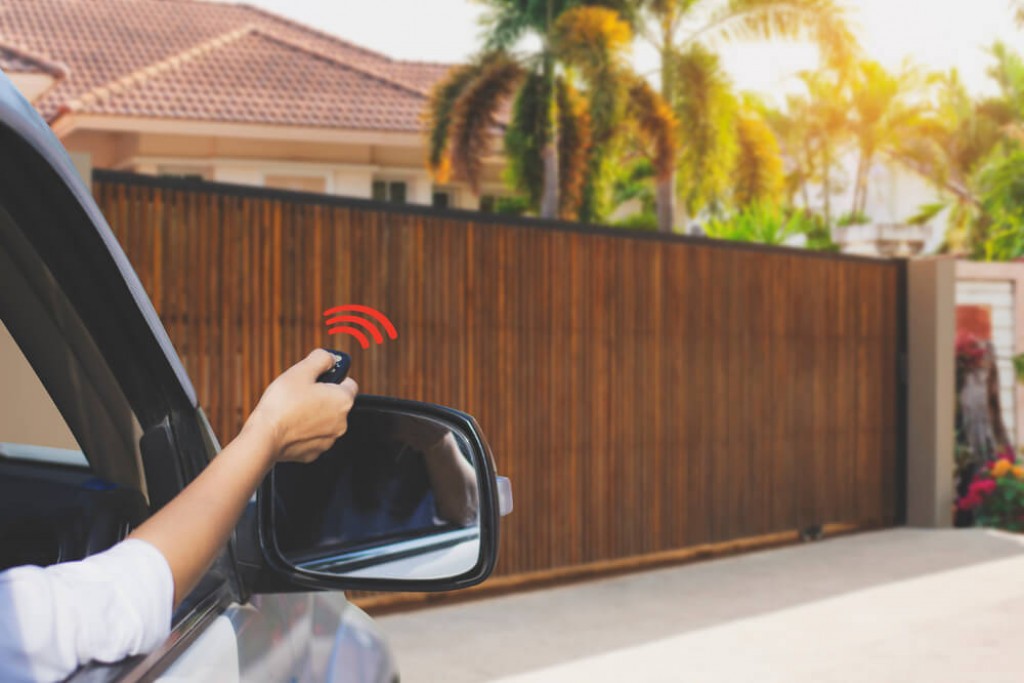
<box><xmin>505</xmin><ymin>71</ymin><xmax>550</xmax><ymax>207</ymax></box>
<box><xmin>673</xmin><ymin>46</ymin><xmax>739</xmax><ymax>214</ymax></box>
<box><xmin>733</xmin><ymin>110</ymin><xmax>785</xmax><ymax>206</ymax></box>
<box><xmin>692</xmin><ymin>0</ymin><xmax>860</xmax><ymax>71</ymax></box>
<box><xmin>552</xmin><ymin>6</ymin><xmax>632</xmax><ymax>76</ymax></box>
<box><xmin>426</xmin><ymin>62</ymin><xmax>488</xmax><ymax>182</ymax></box>
<box><xmin>557</xmin><ymin>77</ymin><xmax>593</xmax><ymax>218</ymax></box>
<box><xmin>626</xmin><ymin>74</ymin><xmax>677</xmax><ymax>180</ymax></box>
<box><xmin>477</xmin><ymin>0</ymin><xmax>535</xmax><ymax>51</ymax></box>
<box><xmin>904</xmin><ymin>201</ymin><xmax>948</xmax><ymax>226</ymax></box>
<box><xmin>449</xmin><ymin>53</ymin><xmax>525</xmax><ymax>192</ymax></box>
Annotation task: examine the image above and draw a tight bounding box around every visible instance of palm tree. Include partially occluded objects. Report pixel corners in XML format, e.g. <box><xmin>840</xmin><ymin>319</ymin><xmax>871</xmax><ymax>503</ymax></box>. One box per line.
<box><xmin>673</xmin><ymin>45</ymin><xmax>738</xmax><ymax>218</ymax></box>
<box><xmin>733</xmin><ymin>106</ymin><xmax>785</xmax><ymax>206</ymax></box>
<box><xmin>786</xmin><ymin>69</ymin><xmax>851</xmax><ymax>228</ymax></box>
<box><xmin>426</xmin><ymin>1</ymin><xmax>674</xmax><ymax>222</ymax></box>
<box><xmin>637</xmin><ymin>0</ymin><xmax>858</xmax><ymax>231</ymax></box>
<box><xmin>845</xmin><ymin>60</ymin><xmax>933</xmax><ymax>217</ymax></box>
<box><xmin>895</xmin><ymin>50</ymin><xmax>1024</xmax><ymax>255</ymax></box>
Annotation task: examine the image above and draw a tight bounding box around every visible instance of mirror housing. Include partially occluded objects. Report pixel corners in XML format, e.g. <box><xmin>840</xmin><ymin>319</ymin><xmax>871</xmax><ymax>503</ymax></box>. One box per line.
<box><xmin>256</xmin><ymin>395</ymin><xmax>506</xmax><ymax>593</ymax></box>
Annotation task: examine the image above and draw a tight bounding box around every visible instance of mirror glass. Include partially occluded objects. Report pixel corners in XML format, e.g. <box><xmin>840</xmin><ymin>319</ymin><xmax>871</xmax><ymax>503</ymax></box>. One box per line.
<box><xmin>272</xmin><ymin>406</ymin><xmax>481</xmax><ymax>581</ymax></box>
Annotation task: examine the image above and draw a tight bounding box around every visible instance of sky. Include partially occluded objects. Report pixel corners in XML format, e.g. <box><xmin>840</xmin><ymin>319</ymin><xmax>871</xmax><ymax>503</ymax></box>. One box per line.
<box><xmin>238</xmin><ymin>0</ymin><xmax>1024</xmax><ymax>100</ymax></box>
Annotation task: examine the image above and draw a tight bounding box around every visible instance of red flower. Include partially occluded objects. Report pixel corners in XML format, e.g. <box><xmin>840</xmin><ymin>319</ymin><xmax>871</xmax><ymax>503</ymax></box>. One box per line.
<box><xmin>958</xmin><ymin>493</ymin><xmax>983</xmax><ymax>510</ymax></box>
<box><xmin>969</xmin><ymin>479</ymin><xmax>997</xmax><ymax>496</ymax></box>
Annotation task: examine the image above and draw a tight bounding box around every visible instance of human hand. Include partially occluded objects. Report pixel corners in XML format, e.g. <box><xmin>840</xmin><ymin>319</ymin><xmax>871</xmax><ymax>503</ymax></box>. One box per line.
<box><xmin>243</xmin><ymin>349</ymin><xmax>358</xmax><ymax>465</ymax></box>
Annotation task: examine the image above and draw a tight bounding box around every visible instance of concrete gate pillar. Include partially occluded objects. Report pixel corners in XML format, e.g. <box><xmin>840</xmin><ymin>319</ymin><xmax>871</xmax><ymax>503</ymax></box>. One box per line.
<box><xmin>906</xmin><ymin>257</ymin><xmax>955</xmax><ymax>527</ymax></box>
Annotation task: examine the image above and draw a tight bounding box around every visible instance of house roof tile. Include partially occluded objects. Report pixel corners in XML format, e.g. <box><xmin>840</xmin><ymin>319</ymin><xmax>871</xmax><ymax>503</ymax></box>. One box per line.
<box><xmin>0</xmin><ymin>41</ymin><xmax>67</xmax><ymax>77</ymax></box>
<box><xmin>0</xmin><ymin>0</ymin><xmax>455</xmax><ymax>131</ymax></box>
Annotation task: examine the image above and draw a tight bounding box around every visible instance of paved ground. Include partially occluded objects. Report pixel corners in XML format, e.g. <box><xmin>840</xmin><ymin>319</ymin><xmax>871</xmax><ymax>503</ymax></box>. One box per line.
<box><xmin>376</xmin><ymin>528</ymin><xmax>1024</xmax><ymax>682</ymax></box>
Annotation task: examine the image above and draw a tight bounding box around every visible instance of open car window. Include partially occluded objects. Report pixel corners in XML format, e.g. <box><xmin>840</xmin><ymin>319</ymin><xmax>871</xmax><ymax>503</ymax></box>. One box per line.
<box><xmin>0</xmin><ymin>318</ymin><xmax>88</xmax><ymax>469</ymax></box>
<box><xmin>0</xmin><ymin>203</ymin><xmax>146</xmax><ymax>493</ymax></box>
<box><xmin>0</xmin><ymin>199</ymin><xmax>153</xmax><ymax>576</ymax></box>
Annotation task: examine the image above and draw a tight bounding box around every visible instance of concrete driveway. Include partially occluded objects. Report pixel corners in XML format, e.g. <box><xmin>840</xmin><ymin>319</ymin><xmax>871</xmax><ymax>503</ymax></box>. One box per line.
<box><xmin>376</xmin><ymin>529</ymin><xmax>1024</xmax><ymax>682</ymax></box>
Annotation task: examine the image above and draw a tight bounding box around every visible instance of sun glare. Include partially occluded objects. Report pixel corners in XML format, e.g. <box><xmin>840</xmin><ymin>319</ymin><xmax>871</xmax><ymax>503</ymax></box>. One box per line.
<box><xmin>712</xmin><ymin>0</ymin><xmax>1024</xmax><ymax>102</ymax></box>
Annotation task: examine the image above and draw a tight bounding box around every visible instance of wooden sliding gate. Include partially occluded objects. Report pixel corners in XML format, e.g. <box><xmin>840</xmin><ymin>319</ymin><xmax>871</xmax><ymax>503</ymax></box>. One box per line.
<box><xmin>95</xmin><ymin>171</ymin><xmax>907</xmax><ymax>585</ymax></box>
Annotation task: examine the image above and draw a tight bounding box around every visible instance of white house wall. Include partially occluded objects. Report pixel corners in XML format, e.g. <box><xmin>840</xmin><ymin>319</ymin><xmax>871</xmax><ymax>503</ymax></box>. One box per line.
<box><xmin>803</xmin><ymin>154</ymin><xmax>944</xmax><ymax>252</ymax></box>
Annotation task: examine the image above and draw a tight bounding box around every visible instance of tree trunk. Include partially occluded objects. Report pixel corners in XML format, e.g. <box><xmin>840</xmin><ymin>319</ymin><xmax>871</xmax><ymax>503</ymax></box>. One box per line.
<box><xmin>822</xmin><ymin>143</ymin><xmax>832</xmax><ymax>228</ymax></box>
<box><xmin>656</xmin><ymin>39</ymin><xmax>677</xmax><ymax>232</ymax></box>
<box><xmin>656</xmin><ymin>172</ymin><xmax>675</xmax><ymax>233</ymax></box>
<box><xmin>800</xmin><ymin>143</ymin><xmax>813</xmax><ymax>209</ymax></box>
<box><xmin>540</xmin><ymin>142</ymin><xmax>559</xmax><ymax>219</ymax></box>
<box><xmin>539</xmin><ymin>48</ymin><xmax>558</xmax><ymax>220</ymax></box>
<box><xmin>855</xmin><ymin>149</ymin><xmax>875</xmax><ymax>216</ymax></box>
<box><xmin>851</xmin><ymin>151</ymin><xmax>865</xmax><ymax>218</ymax></box>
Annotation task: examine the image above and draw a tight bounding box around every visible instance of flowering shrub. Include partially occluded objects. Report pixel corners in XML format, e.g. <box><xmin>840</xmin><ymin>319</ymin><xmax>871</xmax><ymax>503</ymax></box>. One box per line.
<box><xmin>956</xmin><ymin>332</ymin><xmax>987</xmax><ymax>374</ymax></box>
<box><xmin>957</xmin><ymin>449</ymin><xmax>1024</xmax><ymax>531</ymax></box>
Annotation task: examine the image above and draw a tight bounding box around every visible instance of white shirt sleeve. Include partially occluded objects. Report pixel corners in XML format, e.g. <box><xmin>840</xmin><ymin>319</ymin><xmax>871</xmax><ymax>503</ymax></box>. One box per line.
<box><xmin>0</xmin><ymin>539</ymin><xmax>174</xmax><ymax>683</ymax></box>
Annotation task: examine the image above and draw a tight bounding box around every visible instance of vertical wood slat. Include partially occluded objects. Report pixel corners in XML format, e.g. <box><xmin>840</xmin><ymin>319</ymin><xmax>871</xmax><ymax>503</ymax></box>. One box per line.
<box><xmin>95</xmin><ymin>175</ymin><xmax>905</xmax><ymax>582</ymax></box>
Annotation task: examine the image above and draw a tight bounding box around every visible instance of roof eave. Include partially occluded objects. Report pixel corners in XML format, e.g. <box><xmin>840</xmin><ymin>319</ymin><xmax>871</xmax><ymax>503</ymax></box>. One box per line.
<box><xmin>52</xmin><ymin>113</ymin><xmax>430</xmax><ymax>147</ymax></box>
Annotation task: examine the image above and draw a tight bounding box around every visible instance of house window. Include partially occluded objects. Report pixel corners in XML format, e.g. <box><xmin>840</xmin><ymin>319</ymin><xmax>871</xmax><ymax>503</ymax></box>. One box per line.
<box><xmin>373</xmin><ymin>180</ymin><xmax>407</xmax><ymax>204</ymax></box>
<box><xmin>157</xmin><ymin>165</ymin><xmax>209</xmax><ymax>182</ymax></box>
<box><xmin>265</xmin><ymin>175</ymin><xmax>326</xmax><ymax>194</ymax></box>
<box><xmin>432</xmin><ymin>189</ymin><xmax>451</xmax><ymax>209</ymax></box>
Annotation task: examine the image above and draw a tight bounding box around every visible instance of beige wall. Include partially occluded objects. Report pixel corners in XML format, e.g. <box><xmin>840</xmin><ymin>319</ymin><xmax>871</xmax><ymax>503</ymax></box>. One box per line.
<box><xmin>906</xmin><ymin>257</ymin><xmax>956</xmax><ymax>527</ymax></box>
<box><xmin>0</xmin><ymin>320</ymin><xmax>78</xmax><ymax>450</ymax></box>
<box><xmin>58</xmin><ymin>124</ymin><xmax>505</xmax><ymax>211</ymax></box>
<box><xmin>9</xmin><ymin>73</ymin><xmax>57</xmax><ymax>103</ymax></box>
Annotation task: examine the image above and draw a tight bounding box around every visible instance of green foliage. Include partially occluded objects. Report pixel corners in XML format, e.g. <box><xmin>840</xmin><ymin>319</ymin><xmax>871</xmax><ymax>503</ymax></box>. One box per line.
<box><xmin>504</xmin><ymin>72</ymin><xmax>550</xmax><ymax>209</ymax></box>
<box><xmin>768</xmin><ymin>68</ymin><xmax>851</xmax><ymax>227</ymax></box>
<box><xmin>495</xmin><ymin>196</ymin><xmax>531</xmax><ymax>216</ymax></box>
<box><xmin>959</xmin><ymin>458</ymin><xmax>1024</xmax><ymax>532</ymax></box>
<box><xmin>427</xmin><ymin>62</ymin><xmax>487</xmax><ymax>179</ymax></box>
<box><xmin>988</xmin><ymin>42</ymin><xmax>1024</xmax><ymax>117</ymax></box>
<box><xmin>1013</xmin><ymin>352</ymin><xmax>1024</xmax><ymax>384</ymax></box>
<box><xmin>433</xmin><ymin>1</ymin><xmax>659</xmax><ymax>221</ymax></box>
<box><xmin>673</xmin><ymin>46</ymin><xmax>738</xmax><ymax>216</ymax></box>
<box><xmin>733</xmin><ymin>110</ymin><xmax>785</xmax><ymax>207</ymax></box>
<box><xmin>611</xmin><ymin>211</ymin><xmax>659</xmax><ymax>230</ymax></box>
<box><xmin>978</xmin><ymin>149</ymin><xmax>1024</xmax><ymax>260</ymax></box>
<box><xmin>611</xmin><ymin>157</ymin><xmax>655</xmax><ymax>211</ymax></box>
<box><xmin>835</xmin><ymin>210</ymin><xmax>871</xmax><ymax>227</ymax></box>
<box><xmin>904</xmin><ymin>201</ymin><xmax>947</xmax><ymax>226</ymax></box>
<box><xmin>846</xmin><ymin>60</ymin><xmax>934</xmax><ymax>217</ymax></box>
<box><xmin>448</xmin><ymin>53</ymin><xmax>525</xmax><ymax>192</ymax></box>
<box><xmin>703</xmin><ymin>201</ymin><xmax>814</xmax><ymax>245</ymax></box>
<box><xmin>557</xmin><ymin>78</ymin><xmax>594</xmax><ymax>218</ymax></box>
<box><xmin>801</xmin><ymin>211</ymin><xmax>840</xmax><ymax>251</ymax></box>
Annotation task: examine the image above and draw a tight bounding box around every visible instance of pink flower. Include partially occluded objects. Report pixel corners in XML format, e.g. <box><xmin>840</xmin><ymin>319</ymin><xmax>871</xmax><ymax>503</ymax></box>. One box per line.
<box><xmin>958</xmin><ymin>493</ymin><xmax>983</xmax><ymax>510</ymax></box>
<box><xmin>969</xmin><ymin>479</ymin><xmax>997</xmax><ymax>496</ymax></box>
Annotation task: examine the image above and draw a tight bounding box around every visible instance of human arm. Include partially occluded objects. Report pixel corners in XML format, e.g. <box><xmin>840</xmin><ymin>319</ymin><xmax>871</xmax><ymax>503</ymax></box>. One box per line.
<box><xmin>422</xmin><ymin>432</ymin><xmax>479</xmax><ymax>526</ymax></box>
<box><xmin>0</xmin><ymin>350</ymin><xmax>357</xmax><ymax>681</ymax></box>
<box><xmin>129</xmin><ymin>348</ymin><xmax>358</xmax><ymax>606</ymax></box>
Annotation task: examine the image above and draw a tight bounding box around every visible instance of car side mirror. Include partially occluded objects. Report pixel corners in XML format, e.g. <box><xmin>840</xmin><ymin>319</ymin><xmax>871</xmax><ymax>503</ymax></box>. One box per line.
<box><xmin>257</xmin><ymin>395</ymin><xmax>511</xmax><ymax>592</ymax></box>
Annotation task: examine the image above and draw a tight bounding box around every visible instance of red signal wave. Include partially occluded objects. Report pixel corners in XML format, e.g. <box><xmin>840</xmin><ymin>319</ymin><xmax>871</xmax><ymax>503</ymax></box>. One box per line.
<box><xmin>323</xmin><ymin>305</ymin><xmax>398</xmax><ymax>350</ymax></box>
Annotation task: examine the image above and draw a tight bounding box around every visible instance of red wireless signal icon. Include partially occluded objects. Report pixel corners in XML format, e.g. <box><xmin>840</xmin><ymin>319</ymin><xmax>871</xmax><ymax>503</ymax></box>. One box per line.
<box><xmin>323</xmin><ymin>304</ymin><xmax>398</xmax><ymax>350</ymax></box>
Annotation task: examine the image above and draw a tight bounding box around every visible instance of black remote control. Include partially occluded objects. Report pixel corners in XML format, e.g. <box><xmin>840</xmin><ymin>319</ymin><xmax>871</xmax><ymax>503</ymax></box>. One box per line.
<box><xmin>316</xmin><ymin>349</ymin><xmax>351</xmax><ymax>384</ymax></box>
